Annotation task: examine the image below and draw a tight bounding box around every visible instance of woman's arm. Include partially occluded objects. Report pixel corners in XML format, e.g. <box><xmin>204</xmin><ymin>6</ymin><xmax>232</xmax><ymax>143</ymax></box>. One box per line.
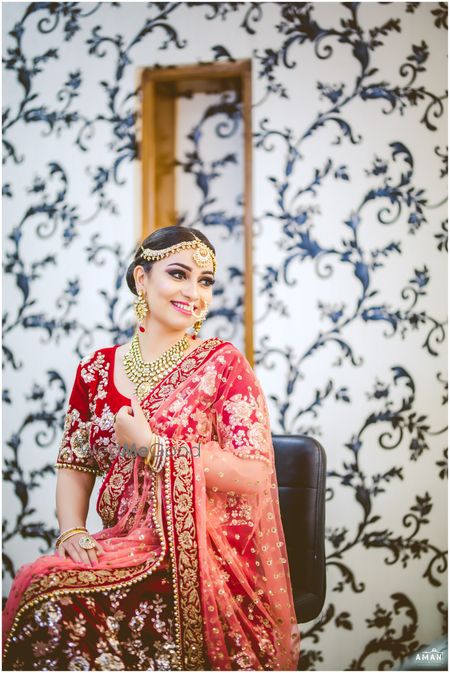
<box><xmin>55</xmin><ymin>358</ymin><xmax>102</xmax><ymax>476</ymax></box>
<box><xmin>200</xmin><ymin>442</ymin><xmax>270</xmax><ymax>495</ymax></box>
<box><xmin>54</xmin><ymin>356</ymin><xmax>105</xmax><ymax>566</ymax></box>
<box><xmin>199</xmin><ymin>349</ymin><xmax>274</xmax><ymax>496</ymax></box>
<box><xmin>55</xmin><ymin>468</ymin><xmax>104</xmax><ymax>566</ymax></box>
<box><xmin>55</xmin><ymin>467</ymin><xmax>95</xmax><ymax>531</ymax></box>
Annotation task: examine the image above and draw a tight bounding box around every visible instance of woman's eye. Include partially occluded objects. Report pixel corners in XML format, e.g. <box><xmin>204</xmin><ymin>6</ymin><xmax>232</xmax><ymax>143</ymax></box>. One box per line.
<box><xmin>168</xmin><ymin>271</ymin><xmax>215</xmax><ymax>286</ymax></box>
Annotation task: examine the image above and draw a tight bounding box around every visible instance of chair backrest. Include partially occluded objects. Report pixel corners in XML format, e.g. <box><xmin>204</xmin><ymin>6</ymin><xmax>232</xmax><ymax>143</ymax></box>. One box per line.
<box><xmin>272</xmin><ymin>434</ymin><xmax>327</xmax><ymax>624</ymax></box>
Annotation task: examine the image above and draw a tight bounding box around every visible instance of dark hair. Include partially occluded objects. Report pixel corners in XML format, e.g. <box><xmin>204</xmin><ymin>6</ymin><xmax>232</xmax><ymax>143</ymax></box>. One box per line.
<box><xmin>126</xmin><ymin>226</ymin><xmax>216</xmax><ymax>296</ymax></box>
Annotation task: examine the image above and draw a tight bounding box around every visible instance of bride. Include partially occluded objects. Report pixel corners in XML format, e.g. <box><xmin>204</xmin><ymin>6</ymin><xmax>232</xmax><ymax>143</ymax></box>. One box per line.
<box><xmin>2</xmin><ymin>225</ymin><xmax>301</xmax><ymax>671</ymax></box>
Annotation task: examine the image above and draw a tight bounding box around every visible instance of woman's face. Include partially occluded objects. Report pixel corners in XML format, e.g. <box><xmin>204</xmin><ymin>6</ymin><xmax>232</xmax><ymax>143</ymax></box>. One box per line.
<box><xmin>133</xmin><ymin>247</ymin><xmax>215</xmax><ymax>330</ymax></box>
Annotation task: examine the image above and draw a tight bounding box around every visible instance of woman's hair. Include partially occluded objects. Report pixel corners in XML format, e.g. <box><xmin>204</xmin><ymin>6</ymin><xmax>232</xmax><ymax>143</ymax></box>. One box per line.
<box><xmin>126</xmin><ymin>226</ymin><xmax>216</xmax><ymax>296</ymax></box>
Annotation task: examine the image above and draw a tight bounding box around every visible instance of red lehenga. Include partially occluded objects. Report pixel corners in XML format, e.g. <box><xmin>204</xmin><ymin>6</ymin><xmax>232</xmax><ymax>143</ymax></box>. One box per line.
<box><xmin>2</xmin><ymin>337</ymin><xmax>301</xmax><ymax>671</ymax></box>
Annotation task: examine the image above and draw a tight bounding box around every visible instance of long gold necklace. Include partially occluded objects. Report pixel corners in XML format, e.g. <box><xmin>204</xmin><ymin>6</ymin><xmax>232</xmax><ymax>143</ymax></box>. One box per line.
<box><xmin>123</xmin><ymin>329</ymin><xmax>191</xmax><ymax>400</ymax></box>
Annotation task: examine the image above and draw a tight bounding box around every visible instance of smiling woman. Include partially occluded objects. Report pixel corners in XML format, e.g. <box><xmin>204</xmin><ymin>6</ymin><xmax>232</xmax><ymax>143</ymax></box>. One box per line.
<box><xmin>126</xmin><ymin>227</ymin><xmax>216</xmax><ymax>353</ymax></box>
<box><xmin>2</xmin><ymin>226</ymin><xmax>301</xmax><ymax>671</ymax></box>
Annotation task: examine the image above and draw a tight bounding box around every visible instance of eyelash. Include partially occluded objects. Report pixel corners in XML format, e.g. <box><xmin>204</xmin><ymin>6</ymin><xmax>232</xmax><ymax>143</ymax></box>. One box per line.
<box><xmin>168</xmin><ymin>270</ymin><xmax>216</xmax><ymax>287</ymax></box>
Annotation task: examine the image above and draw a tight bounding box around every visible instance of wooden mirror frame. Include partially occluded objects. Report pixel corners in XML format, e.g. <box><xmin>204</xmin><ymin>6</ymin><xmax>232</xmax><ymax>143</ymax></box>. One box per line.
<box><xmin>139</xmin><ymin>60</ymin><xmax>254</xmax><ymax>366</ymax></box>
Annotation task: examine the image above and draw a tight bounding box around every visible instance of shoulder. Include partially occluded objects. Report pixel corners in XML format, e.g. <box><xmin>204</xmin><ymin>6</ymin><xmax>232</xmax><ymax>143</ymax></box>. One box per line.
<box><xmin>79</xmin><ymin>346</ymin><xmax>113</xmax><ymax>366</ymax></box>
<box><xmin>206</xmin><ymin>337</ymin><xmax>239</xmax><ymax>359</ymax></box>
<box><xmin>212</xmin><ymin>338</ymin><xmax>248</xmax><ymax>360</ymax></box>
<box><xmin>207</xmin><ymin>339</ymin><xmax>253</xmax><ymax>372</ymax></box>
<box><xmin>76</xmin><ymin>345</ymin><xmax>115</xmax><ymax>384</ymax></box>
<box><xmin>206</xmin><ymin>336</ymin><xmax>235</xmax><ymax>351</ymax></box>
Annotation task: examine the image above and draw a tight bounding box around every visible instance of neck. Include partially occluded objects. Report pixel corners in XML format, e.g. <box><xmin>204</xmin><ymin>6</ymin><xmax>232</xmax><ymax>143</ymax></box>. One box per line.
<box><xmin>136</xmin><ymin>318</ymin><xmax>192</xmax><ymax>361</ymax></box>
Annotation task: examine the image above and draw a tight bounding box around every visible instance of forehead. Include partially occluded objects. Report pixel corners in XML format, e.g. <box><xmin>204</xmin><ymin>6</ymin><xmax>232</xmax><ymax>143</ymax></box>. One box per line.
<box><xmin>161</xmin><ymin>248</ymin><xmax>214</xmax><ymax>274</ymax></box>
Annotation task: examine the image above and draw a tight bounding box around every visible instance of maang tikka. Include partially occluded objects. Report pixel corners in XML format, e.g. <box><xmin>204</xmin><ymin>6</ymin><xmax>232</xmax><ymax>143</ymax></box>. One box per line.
<box><xmin>139</xmin><ymin>234</ymin><xmax>216</xmax><ymax>274</ymax></box>
<box><xmin>134</xmin><ymin>288</ymin><xmax>148</xmax><ymax>333</ymax></box>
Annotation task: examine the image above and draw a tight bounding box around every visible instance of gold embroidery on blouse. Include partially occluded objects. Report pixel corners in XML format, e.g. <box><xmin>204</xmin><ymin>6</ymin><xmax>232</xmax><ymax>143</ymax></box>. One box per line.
<box><xmin>55</xmin><ymin>350</ymin><xmax>105</xmax><ymax>476</ymax></box>
<box><xmin>55</xmin><ymin>399</ymin><xmax>101</xmax><ymax>475</ymax></box>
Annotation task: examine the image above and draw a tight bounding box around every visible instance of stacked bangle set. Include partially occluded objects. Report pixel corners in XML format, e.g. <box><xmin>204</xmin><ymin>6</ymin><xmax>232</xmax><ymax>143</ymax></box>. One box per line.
<box><xmin>144</xmin><ymin>433</ymin><xmax>168</xmax><ymax>473</ymax></box>
<box><xmin>55</xmin><ymin>526</ymin><xmax>88</xmax><ymax>550</ymax></box>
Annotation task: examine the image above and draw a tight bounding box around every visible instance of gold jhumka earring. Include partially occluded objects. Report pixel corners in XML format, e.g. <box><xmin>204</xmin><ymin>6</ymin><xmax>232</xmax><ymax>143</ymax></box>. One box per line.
<box><xmin>133</xmin><ymin>288</ymin><xmax>149</xmax><ymax>333</ymax></box>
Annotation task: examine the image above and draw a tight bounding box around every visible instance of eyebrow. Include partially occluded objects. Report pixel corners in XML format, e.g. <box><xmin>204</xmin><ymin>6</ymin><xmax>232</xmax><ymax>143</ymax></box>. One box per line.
<box><xmin>166</xmin><ymin>262</ymin><xmax>214</xmax><ymax>277</ymax></box>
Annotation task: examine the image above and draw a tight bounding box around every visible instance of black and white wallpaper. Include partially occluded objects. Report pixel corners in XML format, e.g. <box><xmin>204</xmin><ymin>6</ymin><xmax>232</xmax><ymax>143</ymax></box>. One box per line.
<box><xmin>2</xmin><ymin>2</ymin><xmax>448</xmax><ymax>670</ymax></box>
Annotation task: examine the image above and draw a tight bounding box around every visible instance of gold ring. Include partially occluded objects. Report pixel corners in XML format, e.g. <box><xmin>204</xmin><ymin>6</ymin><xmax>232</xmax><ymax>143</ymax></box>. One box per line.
<box><xmin>78</xmin><ymin>535</ymin><xmax>96</xmax><ymax>550</ymax></box>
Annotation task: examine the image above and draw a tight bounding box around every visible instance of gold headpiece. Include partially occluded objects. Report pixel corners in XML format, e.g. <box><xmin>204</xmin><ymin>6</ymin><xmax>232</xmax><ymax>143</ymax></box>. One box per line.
<box><xmin>139</xmin><ymin>234</ymin><xmax>216</xmax><ymax>274</ymax></box>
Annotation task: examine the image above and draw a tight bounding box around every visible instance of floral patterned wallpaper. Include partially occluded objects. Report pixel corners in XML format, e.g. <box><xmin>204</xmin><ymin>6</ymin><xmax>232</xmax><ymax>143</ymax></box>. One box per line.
<box><xmin>2</xmin><ymin>2</ymin><xmax>447</xmax><ymax>670</ymax></box>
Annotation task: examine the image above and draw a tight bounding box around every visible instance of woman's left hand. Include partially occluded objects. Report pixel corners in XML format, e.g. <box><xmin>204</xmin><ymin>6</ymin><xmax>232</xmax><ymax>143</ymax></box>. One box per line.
<box><xmin>114</xmin><ymin>395</ymin><xmax>154</xmax><ymax>452</ymax></box>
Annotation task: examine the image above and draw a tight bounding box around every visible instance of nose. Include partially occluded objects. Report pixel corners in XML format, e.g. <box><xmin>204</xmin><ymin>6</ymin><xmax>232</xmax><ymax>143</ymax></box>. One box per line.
<box><xmin>181</xmin><ymin>278</ymin><xmax>200</xmax><ymax>303</ymax></box>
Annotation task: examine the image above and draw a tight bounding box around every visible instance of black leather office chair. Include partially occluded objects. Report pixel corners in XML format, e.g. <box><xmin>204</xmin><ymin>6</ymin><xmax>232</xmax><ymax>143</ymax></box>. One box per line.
<box><xmin>272</xmin><ymin>434</ymin><xmax>327</xmax><ymax>625</ymax></box>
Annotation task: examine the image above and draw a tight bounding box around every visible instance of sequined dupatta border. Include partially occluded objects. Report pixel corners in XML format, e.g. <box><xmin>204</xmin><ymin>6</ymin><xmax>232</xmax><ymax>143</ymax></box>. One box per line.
<box><xmin>164</xmin><ymin>440</ymin><xmax>206</xmax><ymax>670</ymax></box>
<box><xmin>147</xmin><ymin>338</ymin><xmax>228</xmax><ymax>671</ymax></box>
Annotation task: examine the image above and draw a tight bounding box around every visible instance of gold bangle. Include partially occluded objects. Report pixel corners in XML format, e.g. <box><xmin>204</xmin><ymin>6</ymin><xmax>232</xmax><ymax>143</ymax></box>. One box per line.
<box><xmin>142</xmin><ymin>432</ymin><xmax>167</xmax><ymax>473</ymax></box>
<box><xmin>144</xmin><ymin>436</ymin><xmax>156</xmax><ymax>467</ymax></box>
<box><xmin>56</xmin><ymin>526</ymin><xmax>87</xmax><ymax>544</ymax></box>
<box><xmin>57</xmin><ymin>531</ymin><xmax>85</xmax><ymax>547</ymax></box>
<box><xmin>147</xmin><ymin>434</ymin><xmax>167</xmax><ymax>473</ymax></box>
<box><xmin>57</xmin><ymin>529</ymin><xmax>87</xmax><ymax>547</ymax></box>
<box><xmin>56</xmin><ymin>527</ymin><xmax>88</xmax><ymax>548</ymax></box>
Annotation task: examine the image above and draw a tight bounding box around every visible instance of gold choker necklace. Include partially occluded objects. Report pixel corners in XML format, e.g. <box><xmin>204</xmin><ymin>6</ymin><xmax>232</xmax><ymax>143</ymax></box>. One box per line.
<box><xmin>123</xmin><ymin>329</ymin><xmax>191</xmax><ymax>400</ymax></box>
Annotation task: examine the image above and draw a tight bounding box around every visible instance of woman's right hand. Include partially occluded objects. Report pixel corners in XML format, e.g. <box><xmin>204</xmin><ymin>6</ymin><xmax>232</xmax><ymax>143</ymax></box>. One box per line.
<box><xmin>57</xmin><ymin>532</ymin><xmax>105</xmax><ymax>566</ymax></box>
